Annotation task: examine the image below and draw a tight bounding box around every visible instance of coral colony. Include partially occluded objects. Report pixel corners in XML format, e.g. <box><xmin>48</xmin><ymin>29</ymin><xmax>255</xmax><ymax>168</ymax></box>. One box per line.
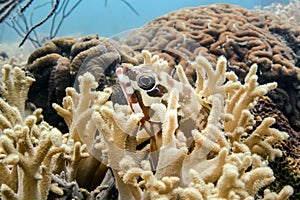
<box><xmin>0</xmin><ymin>50</ymin><xmax>294</xmax><ymax>199</ymax></box>
<box><xmin>0</xmin><ymin>3</ymin><xmax>300</xmax><ymax>200</ymax></box>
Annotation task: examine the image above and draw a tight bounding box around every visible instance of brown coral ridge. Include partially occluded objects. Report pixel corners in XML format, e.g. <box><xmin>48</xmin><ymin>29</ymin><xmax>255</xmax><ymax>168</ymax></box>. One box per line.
<box><xmin>25</xmin><ymin>34</ymin><xmax>139</xmax><ymax>132</ymax></box>
<box><xmin>122</xmin><ymin>3</ymin><xmax>300</xmax><ymax>131</ymax></box>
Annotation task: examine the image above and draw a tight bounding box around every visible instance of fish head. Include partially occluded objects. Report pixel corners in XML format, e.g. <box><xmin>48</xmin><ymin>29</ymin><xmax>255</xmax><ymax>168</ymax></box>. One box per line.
<box><xmin>115</xmin><ymin>63</ymin><xmax>168</xmax><ymax>118</ymax></box>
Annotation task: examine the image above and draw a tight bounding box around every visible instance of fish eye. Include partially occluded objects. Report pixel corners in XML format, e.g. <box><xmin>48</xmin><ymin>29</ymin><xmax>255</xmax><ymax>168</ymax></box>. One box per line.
<box><xmin>137</xmin><ymin>73</ymin><xmax>156</xmax><ymax>91</ymax></box>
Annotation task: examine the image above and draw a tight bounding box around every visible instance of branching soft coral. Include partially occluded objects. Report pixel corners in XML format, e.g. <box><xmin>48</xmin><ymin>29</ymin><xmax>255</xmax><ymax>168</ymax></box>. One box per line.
<box><xmin>53</xmin><ymin>72</ymin><xmax>112</xmax><ymax>190</ymax></box>
<box><xmin>0</xmin><ymin>125</ymin><xmax>65</xmax><ymax>200</ymax></box>
<box><xmin>0</xmin><ymin>64</ymin><xmax>35</xmax><ymax>118</ymax></box>
<box><xmin>49</xmin><ymin>50</ymin><xmax>292</xmax><ymax>199</ymax></box>
<box><xmin>66</xmin><ymin>51</ymin><xmax>290</xmax><ymax>199</ymax></box>
<box><xmin>0</xmin><ymin>64</ymin><xmax>66</xmax><ymax>200</ymax></box>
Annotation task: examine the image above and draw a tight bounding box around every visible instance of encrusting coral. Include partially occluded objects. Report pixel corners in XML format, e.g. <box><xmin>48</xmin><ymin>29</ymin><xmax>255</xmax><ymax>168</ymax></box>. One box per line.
<box><xmin>52</xmin><ymin>50</ymin><xmax>293</xmax><ymax>199</ymax></box>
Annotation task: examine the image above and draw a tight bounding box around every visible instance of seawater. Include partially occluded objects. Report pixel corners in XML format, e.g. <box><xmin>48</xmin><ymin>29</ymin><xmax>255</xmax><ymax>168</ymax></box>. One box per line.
<box><xmin>0</xmin><ymin>0</ymin><xmax>290</xmax><ymax>45</ymax></box>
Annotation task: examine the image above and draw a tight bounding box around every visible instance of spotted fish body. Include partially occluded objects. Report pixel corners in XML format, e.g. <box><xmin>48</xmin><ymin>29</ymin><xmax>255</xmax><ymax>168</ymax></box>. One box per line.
<box><xmin>117</xmin><ymin>63</ymin><xmax>207</xmax><ymax>127</ymax></box>
<box><xmin>116</xmin><ymin>58</ymin><xmax>209</xmax><ymax>168</ymax></box>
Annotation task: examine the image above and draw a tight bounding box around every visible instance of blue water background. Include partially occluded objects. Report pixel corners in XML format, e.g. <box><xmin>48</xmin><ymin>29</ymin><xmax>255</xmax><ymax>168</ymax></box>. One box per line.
<box><xmin>0</xmin><ymin>0</ymin><xmax>289</xmax><ymax>45</ymax></box>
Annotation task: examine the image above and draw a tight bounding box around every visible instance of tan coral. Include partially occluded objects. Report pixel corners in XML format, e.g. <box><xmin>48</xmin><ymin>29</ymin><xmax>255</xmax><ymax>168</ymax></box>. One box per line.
<box><xmin>0</xmin><ymin>63</ymin><xmax>98</xmax><ymax>199</ymax></box>
<box><xmin>250</xmin><ymin>96</ymin><xmax>300</xmax><ymax>197</ymax></box>
<box><xmin>53</xmin><ymin>72</ymin><xmax>114</xmax><ymax>190</ymax></box>
<box><xmin>56</xmin><ymin>51</ymin><xmax>292</xmax><ymax>199</ymax></box>
<box><xmin>0</xmin><ymin>65</ymin><xmax>66</xmax><ymax>200</ymax></box>
<box><xmin>0</xmin><ymin>64</ymin><xmax>35</xmax><ymax>118</ymax></box>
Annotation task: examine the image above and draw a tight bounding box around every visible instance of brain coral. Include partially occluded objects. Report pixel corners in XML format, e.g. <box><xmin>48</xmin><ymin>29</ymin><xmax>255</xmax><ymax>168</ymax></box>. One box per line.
<box><xmin>25</xmin><ymin>34</ymin><xmax>139</xmax><ymax>131</ymax></box>
<box><xmin>121</xmin><ymin>3</ymin><xmax>300</xmax><ymax>132</ymax></box>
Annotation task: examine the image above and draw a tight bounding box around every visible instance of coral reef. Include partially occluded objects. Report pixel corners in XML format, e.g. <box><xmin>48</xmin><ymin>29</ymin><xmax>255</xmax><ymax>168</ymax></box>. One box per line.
<box><xmin>250</xmin><ymin>96</ymin><xmax>300</xmax><ymax>198</ymax></box>
<box><xmin>2</xmin><ymin>3</ymin><xmax>299</xmax><ymax>199</ymax></box>
<box><xmin>25</xmin><ymin>34</ymin><xmax>139</xmax><ymax>132</ymax></box>
<box><xmin>0</xmin><ymin>47</ymin><xmax>295</xmax><ymax>199</ymax></box>
<box><xmin>52</xmin><ymin>50</ymin><xmax>292</xmax><ymax>199</ymax></box>
<box><xmin>26</xmin><ymin>3</ymin><xmax>300</xmax><ymax>134</ymax></box>
<box><xmin>259</xmin><ymin>0</ymin><xmax>300</xmax><ymax>27</ymax></box>
<box><xmin>0</xmin><ymin>57</ymin><xmax>110</xmax><ymax>199</ymax></box>
<box><xmin>121</xmin><ymin>3</ymin><xmax>300</xmax><ymax>132</ymax></box>
<box><xmin>0</xmin><ymin>64</ymin><xmax>62</xmax><ymax>200</ymax></box>
<box><xmin>26</xmin><ymin>34</ymin><xmax>97</xmax><ymax>115</ymax></box>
